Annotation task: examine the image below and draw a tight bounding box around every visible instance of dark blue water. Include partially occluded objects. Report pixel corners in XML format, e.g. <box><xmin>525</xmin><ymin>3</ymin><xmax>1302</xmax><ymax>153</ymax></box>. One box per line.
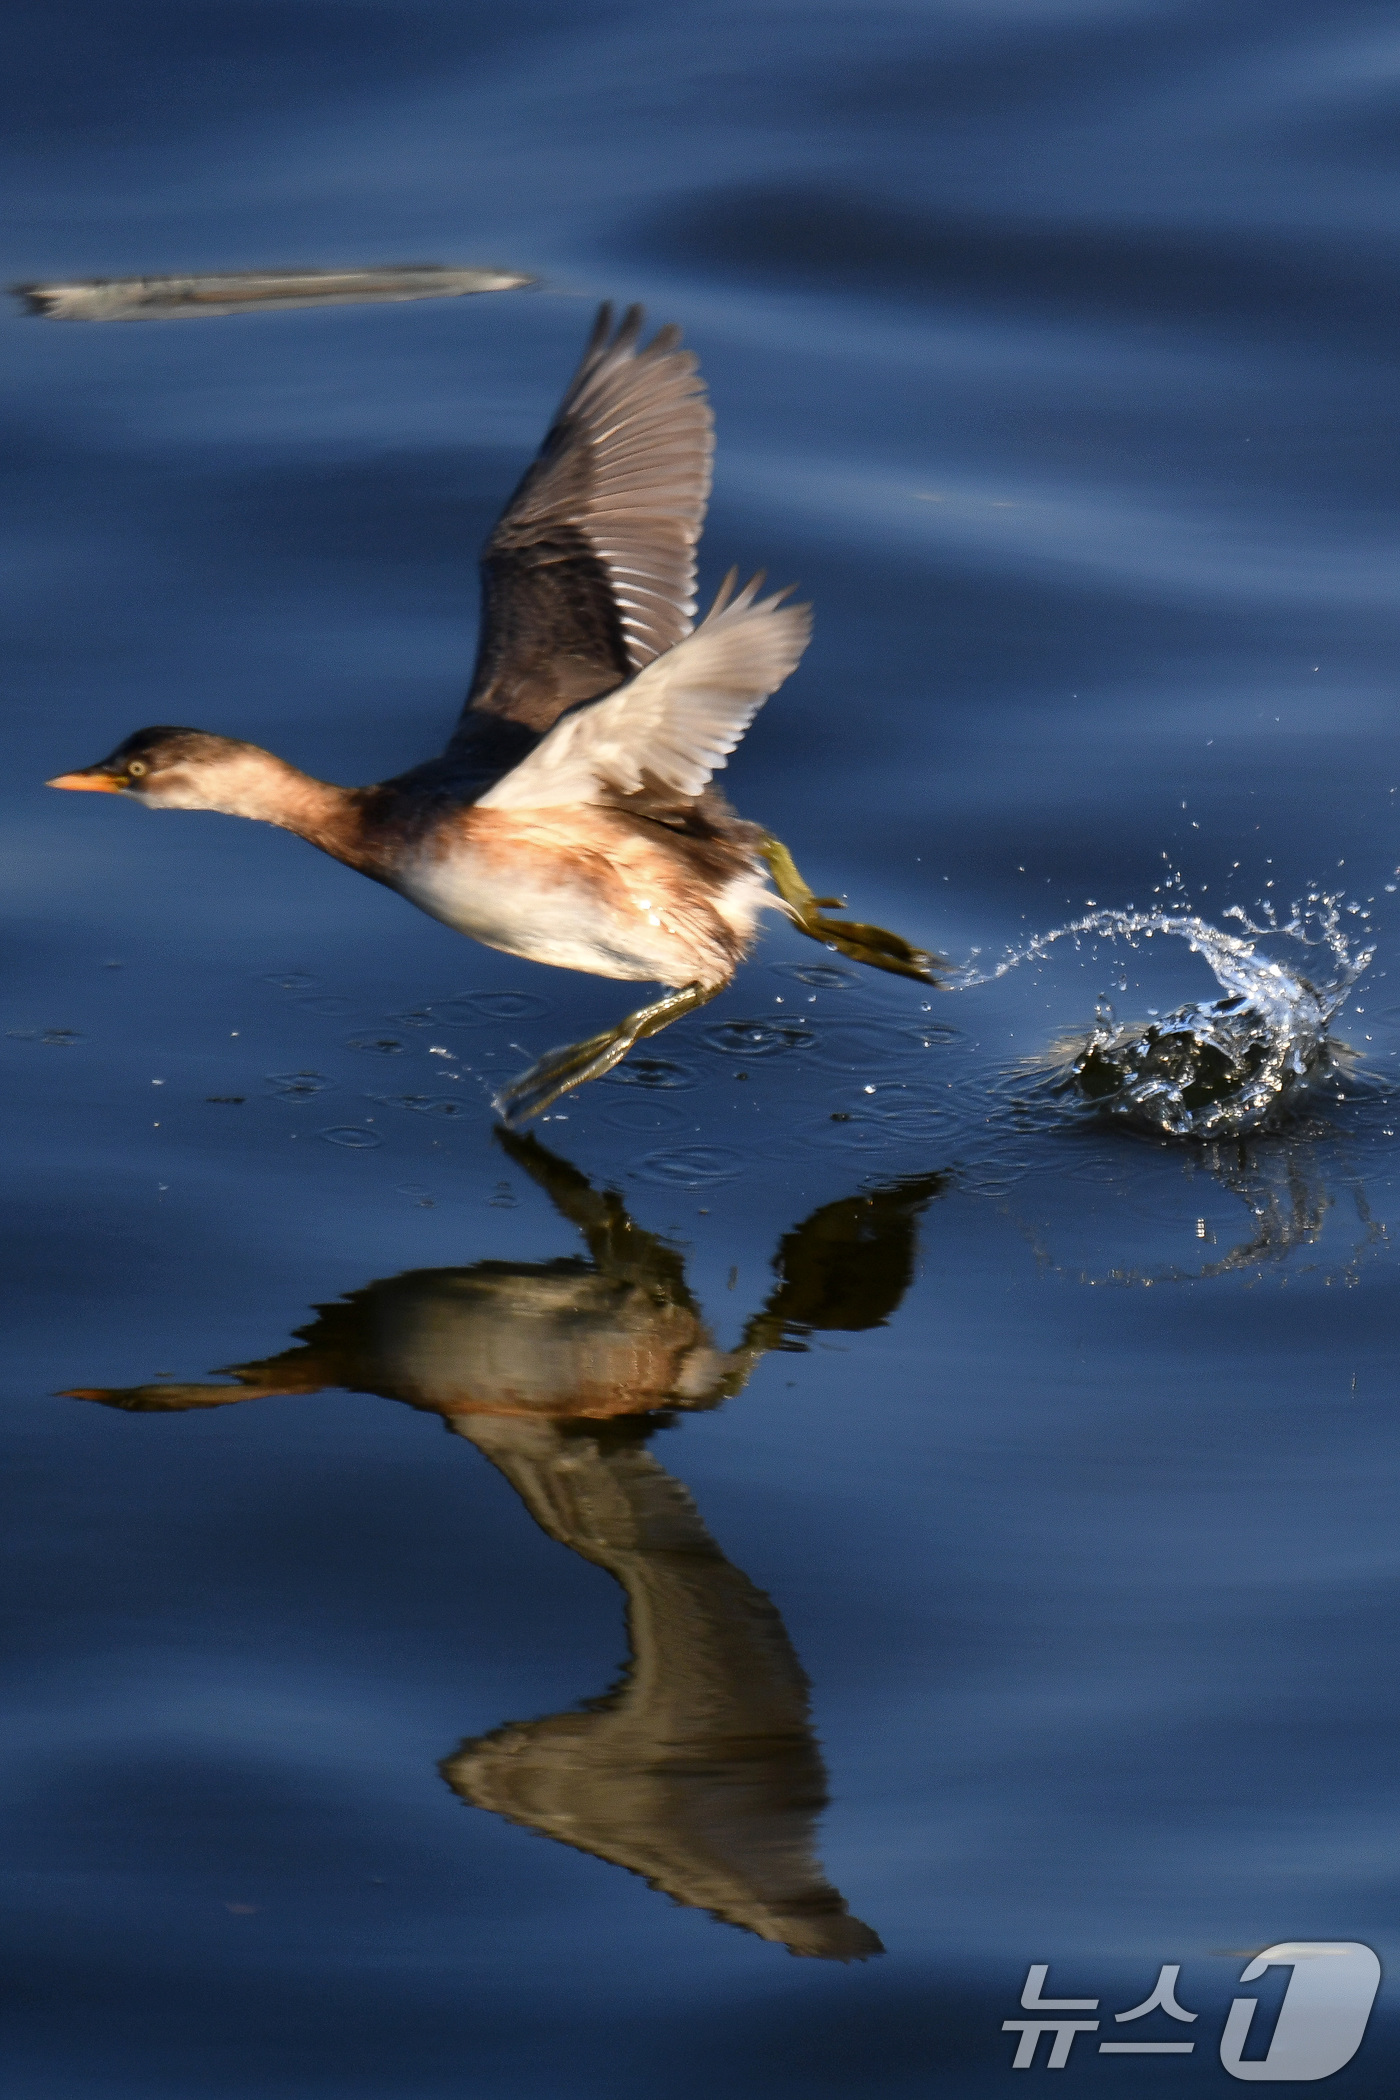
<box><xmin>6</xmin><ymin>3</ymin><xmax>1400</xmax><ymax>2091</ymax></box>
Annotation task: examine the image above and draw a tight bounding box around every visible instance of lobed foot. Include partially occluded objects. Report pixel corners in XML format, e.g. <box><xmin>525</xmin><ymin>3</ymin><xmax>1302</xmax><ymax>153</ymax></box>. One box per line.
<box><xmin>759</xmin><ymin>835</ymin><xmax>945</xmax><ymax>984</ymax></box>
<box><xmin>805</xmin><ymin>914</ymin><xmax>941</xmax><ymax>983</ymax></box>
<box><xmin>494</xmin><ymin>981</ymin><xmax>721</xmax><ymax>1128</ymax></box>
<box><xmin>493</xmin><ymin>1023</ymin><xmax>639</xmax><ymax>1128</ymax></box>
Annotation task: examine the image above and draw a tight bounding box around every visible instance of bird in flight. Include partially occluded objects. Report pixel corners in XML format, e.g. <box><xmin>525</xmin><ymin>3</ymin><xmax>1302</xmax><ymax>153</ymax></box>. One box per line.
<box><xmin>50</xmin><ymin>303</ymin><xmax>938</xmax><ymax>1122</ymax></box>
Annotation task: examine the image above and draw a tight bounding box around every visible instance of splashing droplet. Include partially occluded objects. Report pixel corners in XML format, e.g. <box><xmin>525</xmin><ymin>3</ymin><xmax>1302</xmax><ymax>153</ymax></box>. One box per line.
<box><xmin>959</xmin><ymin>899</ymin><xmax>1371</xmax><ymax>1138</ymax></box>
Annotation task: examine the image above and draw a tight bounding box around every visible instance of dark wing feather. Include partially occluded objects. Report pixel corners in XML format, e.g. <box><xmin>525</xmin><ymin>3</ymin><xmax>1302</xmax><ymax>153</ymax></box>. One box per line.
<box><xmin>476</xmin><ymin>573</ymin><xmax>810</xmax><ymax>813</ymax></box>
<box><xmin>449</xmin><ymin>303</ymin><xmax>714</xmax><ymax>742</ymax></box>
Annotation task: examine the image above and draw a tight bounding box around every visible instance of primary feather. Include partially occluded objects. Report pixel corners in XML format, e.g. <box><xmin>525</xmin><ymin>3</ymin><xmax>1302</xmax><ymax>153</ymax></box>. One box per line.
<box><xmin>452</xmin><ymin>304</ymin><xmax>715</xmax><ymax>738</ymax></box>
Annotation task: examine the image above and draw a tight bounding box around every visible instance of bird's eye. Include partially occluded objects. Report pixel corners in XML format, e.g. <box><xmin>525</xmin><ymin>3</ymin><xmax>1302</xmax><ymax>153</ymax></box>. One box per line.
<box><xmin>127</xmin><ymin>760</ymin><xmax>148</xmax><ymax>777</ymax></box>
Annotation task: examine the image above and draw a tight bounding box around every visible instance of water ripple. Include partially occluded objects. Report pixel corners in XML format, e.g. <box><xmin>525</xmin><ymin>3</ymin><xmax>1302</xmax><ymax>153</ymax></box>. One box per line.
<box><xmin>431</xmin><ymin>991</ymin><xmax>552</xmax><ymax>1025</ymax></box>
<box><xmin>266</xmin><ymin>1070</ymin><xmax>336</xmax><ymax>1098</ymax></box>
<box><xmin>599</xmin><ymin>1098</ymin><xmax>690</xmax><ymax>1135</ymax></box>
<box><xmin>633</xmin><ymin>1145</ymin><xmax>745</xmax><ymax>1187</ymax></box>
<box><xmin>601</xmin><ymin>1056</ymin><xmax>701</xmax><ymax>1092</ymax></box>
<box><xmin>702</xmin><ymin>1017</ymin><xmax>816</xmax><ymax>1060</ymax></box>
<box><xmin>770</xmin><ymin>962</ymin><xmax>860</xmax><ymax>990</ymax></box>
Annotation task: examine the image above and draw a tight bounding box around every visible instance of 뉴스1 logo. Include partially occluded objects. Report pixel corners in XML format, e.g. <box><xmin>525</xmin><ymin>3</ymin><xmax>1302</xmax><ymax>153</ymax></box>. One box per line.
<box><xmin>1002</xmin><ymin>1943</ymin><xmax>1381</xmax><ymax>2078</ymax></box>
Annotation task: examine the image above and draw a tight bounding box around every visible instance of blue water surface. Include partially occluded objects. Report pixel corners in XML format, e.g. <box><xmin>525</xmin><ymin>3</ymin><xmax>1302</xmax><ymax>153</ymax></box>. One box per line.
<box><xmin>5</xmin><ymin>3</ymin><xmax>1400</xmax><ymax>2092</ymax></box>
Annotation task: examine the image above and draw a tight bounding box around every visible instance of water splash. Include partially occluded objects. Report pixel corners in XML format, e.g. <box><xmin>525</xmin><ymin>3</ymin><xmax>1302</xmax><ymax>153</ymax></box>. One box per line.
<box><xmin>950</xmin><ymin>895</ymin><xmax>1372</xmax><ymax>1138</ymax></box>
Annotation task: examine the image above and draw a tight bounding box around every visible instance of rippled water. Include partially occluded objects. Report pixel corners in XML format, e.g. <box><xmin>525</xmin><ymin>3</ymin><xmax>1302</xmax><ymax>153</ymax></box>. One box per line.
<box><xmin>6</xmin><ymin>4</ymin><xmax>1400</xmax><ymax>2094</ymax></box>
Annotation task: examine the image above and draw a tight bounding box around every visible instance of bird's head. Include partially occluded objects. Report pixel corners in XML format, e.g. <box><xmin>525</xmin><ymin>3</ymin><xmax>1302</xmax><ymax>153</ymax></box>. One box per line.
<box><xmin>48</xmin><ymin>728</ymin><xmax>291</xmax><ymax>817</ymax></box>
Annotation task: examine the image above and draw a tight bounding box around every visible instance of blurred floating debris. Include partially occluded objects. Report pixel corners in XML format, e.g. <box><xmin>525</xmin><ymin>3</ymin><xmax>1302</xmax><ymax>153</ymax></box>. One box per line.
<box><xmin>12</xmin><ymin>263</ymin><xmax>532</xmax><ymax>322</ymax></box>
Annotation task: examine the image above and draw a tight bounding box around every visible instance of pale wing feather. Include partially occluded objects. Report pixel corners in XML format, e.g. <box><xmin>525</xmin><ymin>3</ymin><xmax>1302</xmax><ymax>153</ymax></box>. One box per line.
<box><xmin>476</xmin><ymin>575</ymin><xmax>811</xmax><ymax>812</ymax></box>
<box><xmin>528</xmin><ymin>311</ymin><xmax>714</xmax><ymax>668</ymax></box>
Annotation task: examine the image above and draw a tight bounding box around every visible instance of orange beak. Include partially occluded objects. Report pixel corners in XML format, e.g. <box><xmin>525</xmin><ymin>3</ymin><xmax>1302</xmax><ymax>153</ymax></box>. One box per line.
<box><xmin>47</xmin><ymin>770</ymin><xmax>126</xmax><ymax>792</ymax></box>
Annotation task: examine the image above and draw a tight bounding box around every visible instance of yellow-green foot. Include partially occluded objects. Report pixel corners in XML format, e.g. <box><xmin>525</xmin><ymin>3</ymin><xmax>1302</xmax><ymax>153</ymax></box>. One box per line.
<box><xmin>759</xmin><ymin>835</ymin><xmax>944</xmax><ymax>985</ymax></box>
<box><xmin>494</xmin><ymin>981</ymin><xmax>720</xmax><ymax>1127</ymax></box>
<box><xmin>493</xmin><ymin>1022</ymin><xmax>639</xmax><ymax>1127</ymax></box>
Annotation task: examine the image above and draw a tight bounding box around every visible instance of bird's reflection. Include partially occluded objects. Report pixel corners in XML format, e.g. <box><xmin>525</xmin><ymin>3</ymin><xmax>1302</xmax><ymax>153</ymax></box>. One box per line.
<box><xmin>70</xmin><ymin>1133</ymin><xmax>946</xmax><ymax>1960</ymax></box>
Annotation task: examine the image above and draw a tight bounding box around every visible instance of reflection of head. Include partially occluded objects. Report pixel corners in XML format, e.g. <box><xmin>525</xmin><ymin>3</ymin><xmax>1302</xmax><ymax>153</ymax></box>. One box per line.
<box><xmin>66</xmin><ymin>1135</ymin><xmax>946</xmax><ymax>1961</ymax></box>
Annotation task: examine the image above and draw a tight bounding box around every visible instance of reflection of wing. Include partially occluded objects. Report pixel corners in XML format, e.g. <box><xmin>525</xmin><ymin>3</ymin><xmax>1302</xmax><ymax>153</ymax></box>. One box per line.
<box><xmin>451</xmin><ymin>304</ymin><xmax>714</xmax><ymax>738</ymax></box>
<box><xmin>755</xmin><ymin>1172</ymin><xmax>948</xmax><ymax>1339</ymax></box>
<box><xmin>476</xmin><ymin>573</ymin><xmax>810</xmax><ymax>812</ymax></box>
<box><xmin>443</xmin><ymin>1415</ymin><xmax>883</xmax><ymax>1961</ymax></box>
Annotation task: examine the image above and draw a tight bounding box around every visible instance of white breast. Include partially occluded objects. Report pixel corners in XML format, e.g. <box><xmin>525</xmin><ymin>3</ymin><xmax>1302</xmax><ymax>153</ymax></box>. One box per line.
<box><xmin>393</xmin><ymin>846</ymin><xmax>695</xmax><ymax>984</ymax></box>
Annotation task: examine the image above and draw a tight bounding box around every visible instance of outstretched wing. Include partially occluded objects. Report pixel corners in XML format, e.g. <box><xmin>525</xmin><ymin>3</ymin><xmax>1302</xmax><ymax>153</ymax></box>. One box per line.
<box><xmin>452</xmin><ymin>303</ymin><xmax>714</xmax><ymax>741</ymax></box>
<box><xmin>475</xmin><ymin>573</ymin><xmax>811</xmax><ymax>812</ymax></box>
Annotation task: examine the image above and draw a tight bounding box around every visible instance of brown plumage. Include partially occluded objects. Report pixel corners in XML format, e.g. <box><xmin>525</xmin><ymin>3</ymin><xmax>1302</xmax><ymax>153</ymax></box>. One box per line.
<box><xmin>49</xmin><ymin>303</ymin><xmax>937</xmax><ymax>1121</ymax></box>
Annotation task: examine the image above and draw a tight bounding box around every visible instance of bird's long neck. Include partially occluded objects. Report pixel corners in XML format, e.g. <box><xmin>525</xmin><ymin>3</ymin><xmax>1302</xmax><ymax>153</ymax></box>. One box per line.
<box><xmin>196</xmin><ymin>749</ymin><xmax>368</xmax><ymax>865</ymax></box>
<box><xmin>260</xmin><ymin>766</ymin><xmax>363</xmax><ymax>862</ymax></box>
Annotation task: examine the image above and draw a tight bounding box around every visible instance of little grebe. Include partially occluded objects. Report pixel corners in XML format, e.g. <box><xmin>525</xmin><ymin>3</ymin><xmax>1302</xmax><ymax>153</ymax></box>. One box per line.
<box><xmin>50</xmin><ymin>303</ymin><xmax>938</xmax><ymax>1122</ymax></box>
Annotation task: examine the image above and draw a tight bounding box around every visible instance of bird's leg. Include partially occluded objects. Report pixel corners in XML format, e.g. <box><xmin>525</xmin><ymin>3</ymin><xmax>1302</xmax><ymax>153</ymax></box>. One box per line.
<box><xmin>494</xmin><ymin>981</ymin><xmax>721</xmax><ymax>1128</ymax></box>
<box><xmin>759</xmin><ymin>834</ymin><xmax>944</xmax><ymax>984</ymax></box>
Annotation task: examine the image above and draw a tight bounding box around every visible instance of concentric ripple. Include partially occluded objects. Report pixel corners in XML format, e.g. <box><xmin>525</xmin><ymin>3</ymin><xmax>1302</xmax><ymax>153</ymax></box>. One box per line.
<box><xmin>602</xmin><ymin>1056</ymin><xmax>701</xmax><ymax>1092</ymax></box>
<box><xmin>701</xmin><ymin>1017</ymin><xmax>816</xmax><ymax>1060</ymax></box>
<box><xmin>431</xmin><ymin>991</ymin><xmax>552</xmax><ymax>1025</ymax></box>
<box><xmin>633</xmin><ymin>1145</ymin><xmax>745</xmax><ymax>1187</ymax></box>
